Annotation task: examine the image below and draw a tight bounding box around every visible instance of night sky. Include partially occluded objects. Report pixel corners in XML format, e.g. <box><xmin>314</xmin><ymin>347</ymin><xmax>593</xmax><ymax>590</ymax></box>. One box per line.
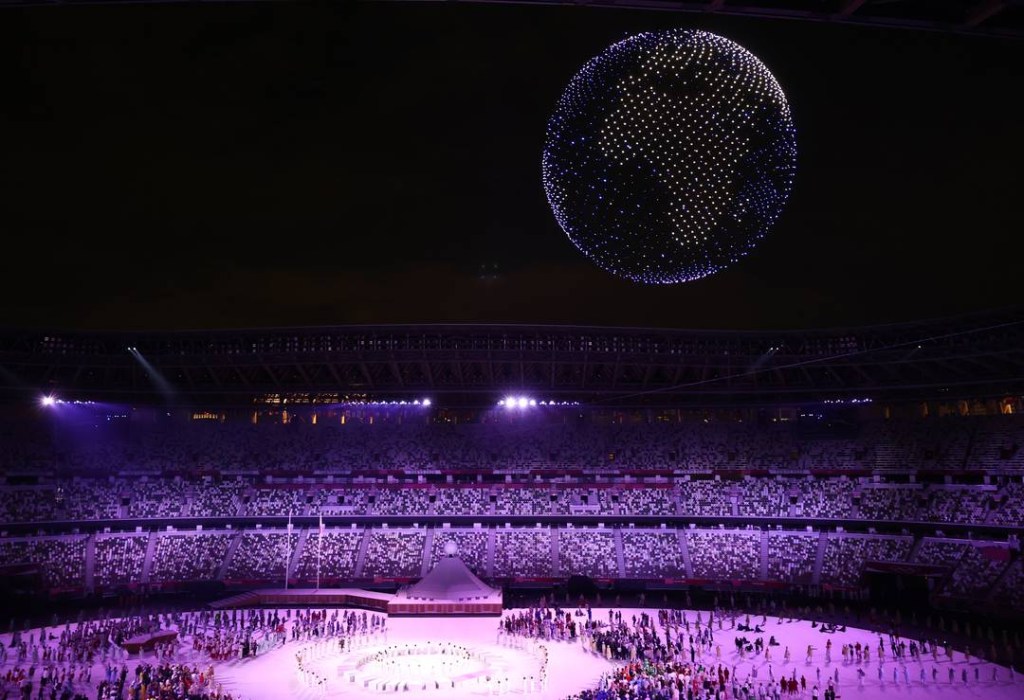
<box><xmin>1</xmin><ymin>2</ymin><xmax>1021</xmax><ymax>332</ymax></box>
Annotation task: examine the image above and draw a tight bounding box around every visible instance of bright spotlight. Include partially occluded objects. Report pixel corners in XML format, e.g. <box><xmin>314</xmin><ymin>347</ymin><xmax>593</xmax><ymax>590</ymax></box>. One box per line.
<box><xmin>40</xmin><ymin>395</ymin><xmax>56</xmax><ymax>407</ymax></box>
<box><xmin>529</xmin><ymin>399</ymin><xmax>537</xmax><ymax>407</ymax></box>
<box><xmin>517</xmin><ymin>397</ymin><xmax>528</xmax><ymax>409</ymax></box>
<box><xmin>505</xmin><ymin>396</ymin><xmax>517</xmax><ymax>409</ymax></box>
<box><xmin>422</xmin><ymin>398</ymin><xmax>431</xmax><ymax>407</ymax></box>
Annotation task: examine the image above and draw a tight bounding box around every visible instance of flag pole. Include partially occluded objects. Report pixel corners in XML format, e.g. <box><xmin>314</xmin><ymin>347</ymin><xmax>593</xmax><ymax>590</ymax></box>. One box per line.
<box><xmin>285</xmin><ymin>512</ymin><xmax>293</xmax><ymax>590</ymax></box>
<box><xmin>317</xmin><ymin>512</ymin><xmax>324</xmax><ymax>590</ymax></box>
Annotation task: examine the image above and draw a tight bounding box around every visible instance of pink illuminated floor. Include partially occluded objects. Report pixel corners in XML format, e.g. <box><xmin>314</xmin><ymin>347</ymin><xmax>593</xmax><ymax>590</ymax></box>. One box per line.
<box><xmin>2</xmin><ymin>608</ymin><xmax>1022</xmax><ymax>700</ymax></box>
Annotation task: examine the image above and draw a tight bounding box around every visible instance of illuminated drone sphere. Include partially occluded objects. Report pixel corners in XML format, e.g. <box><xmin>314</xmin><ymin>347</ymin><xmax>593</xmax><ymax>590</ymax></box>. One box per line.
<box><xmin>542</xmin><ymin>30</ymin><xmax>797</xmax><ymax>284</ymax></box>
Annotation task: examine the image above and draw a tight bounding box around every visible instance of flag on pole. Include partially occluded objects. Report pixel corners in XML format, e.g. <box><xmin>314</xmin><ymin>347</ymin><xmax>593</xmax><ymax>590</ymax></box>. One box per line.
<box><xmin>979</xmin><ymin>545</ymin><xmax>1010</xmax><ymax>562</ymax></box>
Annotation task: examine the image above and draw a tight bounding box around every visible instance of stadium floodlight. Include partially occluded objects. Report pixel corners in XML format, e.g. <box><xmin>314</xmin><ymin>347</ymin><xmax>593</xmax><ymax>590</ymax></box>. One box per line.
<box><xmin>517</xmin><ymin>397</ymin><xmax>529</xmax><ymax>409</ymax></box>
<box><xmin>422</xmin><ymin>398</ymin><xmax>431</xmax><ymax>407</ymax></box>
<box><xmin>40</xmin><ymin>395</ymin><xmax>56</xmax><ymax>407</ymax></box>
<box><xmin>504</xmin><ymin>396</ymin><xmax>517</xmax><ymax>409</ymax></box>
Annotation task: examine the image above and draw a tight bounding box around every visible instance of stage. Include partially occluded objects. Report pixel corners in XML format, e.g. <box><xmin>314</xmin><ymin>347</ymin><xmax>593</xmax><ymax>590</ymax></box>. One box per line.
<box><xmin>211</xmin><ymin>587</ymin><xmax>502</xmax><ymax>616</ymax></box>
<box><xmin>213</xmin><ymin>556</ymin><xmax>504</xmax><ymax>616</ymax></box>
<box><xmin>212</xmin><ymin>589</ymin><xmax>394</xmax><ymax>613</ymax></box>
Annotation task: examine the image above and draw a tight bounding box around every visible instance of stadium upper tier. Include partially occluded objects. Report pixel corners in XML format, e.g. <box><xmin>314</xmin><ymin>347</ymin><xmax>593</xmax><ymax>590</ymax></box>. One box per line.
<box><xmin>2</xmin><ymin>473</ymin><xmax>1023</xmax><ymax>528</ymax></box>
<box><xmin>2</xmin><ymin>307</ymin><xmax>1024</xmax><ymax>406</ymax></box>
<box><xmin>4</xmin><ymin>412</ymin><xmax>1024</xmax><ymax>477</ymax></box>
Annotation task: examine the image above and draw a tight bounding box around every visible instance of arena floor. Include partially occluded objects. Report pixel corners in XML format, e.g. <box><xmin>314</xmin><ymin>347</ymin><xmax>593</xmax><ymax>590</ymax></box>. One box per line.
<box><xmin>218</xmin><ymin>615</ymin><xmax>609</xmax><ymax>699</ymax></box>
<box><xmin>2</xmin><ymin>608</ymin><xmax>1023</xmax><ymax>699</ymax></box>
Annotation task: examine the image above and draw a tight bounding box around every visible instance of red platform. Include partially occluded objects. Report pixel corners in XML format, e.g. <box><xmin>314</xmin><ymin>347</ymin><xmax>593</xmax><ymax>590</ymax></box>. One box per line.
<box><xmin>122</xmin><ymin>629</ymin><xmax>178</xmax><ymax>653</ymax></box>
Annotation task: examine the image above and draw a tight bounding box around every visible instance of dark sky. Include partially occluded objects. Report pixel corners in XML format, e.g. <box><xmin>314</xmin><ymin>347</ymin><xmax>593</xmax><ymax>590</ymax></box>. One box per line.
<box><xmin>1</xmin><ymin>2</ymin><xmax>1021</xmax><ymax>332</ymax></box>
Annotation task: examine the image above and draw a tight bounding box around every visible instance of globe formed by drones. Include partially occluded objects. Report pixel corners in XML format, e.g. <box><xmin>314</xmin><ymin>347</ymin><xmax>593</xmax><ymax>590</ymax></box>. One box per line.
<box><xmin>542</xmin><ymin>30</ymin><xmax>797</xmax><ymax>284</ymax></box>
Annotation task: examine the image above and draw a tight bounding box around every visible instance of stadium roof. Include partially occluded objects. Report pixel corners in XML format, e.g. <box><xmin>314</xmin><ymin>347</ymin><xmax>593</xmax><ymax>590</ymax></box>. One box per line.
<box><xmin>2</xmin><ymin>307</ymin><xmax>1023</xmax><ymax>408</ymax></box>
<box><xmin>423</xmin><ymin>0</ymin><xmax>1024</xmax><ymax>40</ymax></box>
<box><xmin>2</xmin><ymin>0</ymin><xmax>1021</xmax><ymax>39</ymax></box>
